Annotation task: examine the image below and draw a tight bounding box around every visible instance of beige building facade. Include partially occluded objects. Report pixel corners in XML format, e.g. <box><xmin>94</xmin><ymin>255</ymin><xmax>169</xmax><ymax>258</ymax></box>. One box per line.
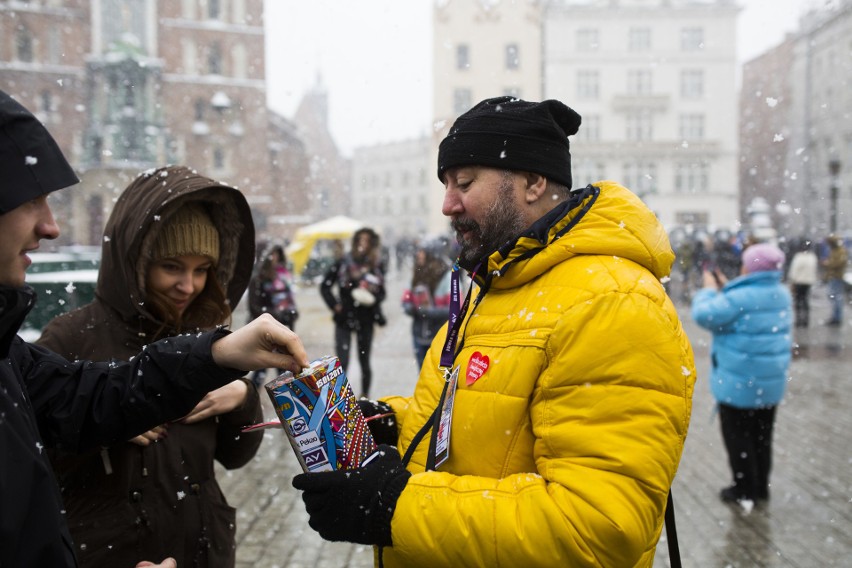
<box><xmin>0</xmin><ymin>0</ymin><xmax>313</xmax><ymax>246</ymax></box>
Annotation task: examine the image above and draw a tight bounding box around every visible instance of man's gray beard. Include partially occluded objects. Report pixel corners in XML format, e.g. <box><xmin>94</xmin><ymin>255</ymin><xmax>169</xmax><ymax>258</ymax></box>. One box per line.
<box><xmin>457</xmin><ymin>177</ymin><xmax>528</xmax><ymax>269</ymax></box>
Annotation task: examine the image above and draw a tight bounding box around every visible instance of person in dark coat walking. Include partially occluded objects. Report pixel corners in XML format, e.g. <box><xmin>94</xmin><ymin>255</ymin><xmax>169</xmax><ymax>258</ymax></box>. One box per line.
<box><xmin>37</xmin><ymin>165</ymin><xmax>262</xmax><ymax>568</ymax></box>
<box><xmin>0</xmin><ymin>90</ymin><xmax>308</xmax><ymax>568</ymax></box>
<box><xmin>320</xmin><ymin>227</ymin><xmax>386</xmax><ymax>396</ymax></box>
<box><xmin>247</xmin><ymin>241</ymin><xmax>299</xmax><ymax>385</ymax></box>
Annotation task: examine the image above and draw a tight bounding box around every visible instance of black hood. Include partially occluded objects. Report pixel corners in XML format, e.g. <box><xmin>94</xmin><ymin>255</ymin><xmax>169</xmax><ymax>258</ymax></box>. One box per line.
<box><xmin>0</xmin><ymin>90</ymin><xmax>79</xmax><ymax>214</ymax></box>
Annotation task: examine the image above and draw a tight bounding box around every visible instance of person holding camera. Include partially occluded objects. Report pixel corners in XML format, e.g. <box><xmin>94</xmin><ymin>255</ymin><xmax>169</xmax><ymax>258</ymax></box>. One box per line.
<box><xmin>692</xmin><ymin>242</ymin><xmax>792</xmax><ymax>508</ymax></box>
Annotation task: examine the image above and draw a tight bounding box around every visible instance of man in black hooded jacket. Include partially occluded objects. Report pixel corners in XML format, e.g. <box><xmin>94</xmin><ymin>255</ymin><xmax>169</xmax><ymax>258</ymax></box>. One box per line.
<box><xmin>0</xmin><ymin>90</ymin><xmax>309</xmax><ymax>567</ymax></box>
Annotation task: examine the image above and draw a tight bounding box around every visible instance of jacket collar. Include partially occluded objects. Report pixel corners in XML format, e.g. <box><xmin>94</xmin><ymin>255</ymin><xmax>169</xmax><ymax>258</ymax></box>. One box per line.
<box><xmin>474</xmin><ymin>184</ymin><xmax>599</xmax><ymax>286</ymax></box>
<box><xmin>0</xmin><ymin>285</ymin><xmax>36</xmax><ymax>358</ymax></box>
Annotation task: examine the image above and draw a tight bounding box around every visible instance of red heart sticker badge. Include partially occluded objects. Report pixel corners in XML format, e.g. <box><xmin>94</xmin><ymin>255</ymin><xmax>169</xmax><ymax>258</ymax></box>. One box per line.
<box><xmin>466</xmin><ymin>351</ymin><xmax>490</xmax><ymax>387</ymax></box>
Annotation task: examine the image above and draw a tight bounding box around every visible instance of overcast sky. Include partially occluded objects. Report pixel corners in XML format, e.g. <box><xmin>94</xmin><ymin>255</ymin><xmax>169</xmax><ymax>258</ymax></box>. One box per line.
<box><xmin>264</xmin><ymin>0</ymin><xmax>821</xmax><ymax>156</ymax></box>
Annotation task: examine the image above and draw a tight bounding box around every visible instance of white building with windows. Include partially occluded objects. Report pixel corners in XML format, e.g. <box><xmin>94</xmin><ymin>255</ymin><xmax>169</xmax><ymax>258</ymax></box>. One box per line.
<box><xmin>430</xmin><ymin>0</ymin><xmax>740</xmax><ymax>234</ymax></box>
<box><xmin>544</xmin><ymin>0</ymin><xmax>740</xmax><ymax>230</ymax></box>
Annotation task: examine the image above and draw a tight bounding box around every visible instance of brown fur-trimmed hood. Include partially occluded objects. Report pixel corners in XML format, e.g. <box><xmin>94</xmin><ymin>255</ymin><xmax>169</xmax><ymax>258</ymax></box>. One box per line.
<box><xmin>96</xmin><ymin>165</ymin><xmax>255</xmax><ymax>324</ymax></box>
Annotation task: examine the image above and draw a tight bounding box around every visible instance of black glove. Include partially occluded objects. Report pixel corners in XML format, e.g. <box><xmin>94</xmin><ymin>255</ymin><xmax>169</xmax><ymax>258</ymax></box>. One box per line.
<box><xmin>358</xmin><ymin>398</ymin><xmax>398</xmax><ymax>445</ymax></box>
<box><xmin>292</xmin><ymin>444</ymin><xmax>411</xmax><ymax>546</ymax></box>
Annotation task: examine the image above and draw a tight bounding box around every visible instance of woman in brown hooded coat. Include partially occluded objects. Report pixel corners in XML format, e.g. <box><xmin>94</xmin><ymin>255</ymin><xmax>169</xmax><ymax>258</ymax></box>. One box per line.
<box><xmin>36</xmin><ymin>165</ymin><xmax>261</xmax><ymax>567</ymax></box>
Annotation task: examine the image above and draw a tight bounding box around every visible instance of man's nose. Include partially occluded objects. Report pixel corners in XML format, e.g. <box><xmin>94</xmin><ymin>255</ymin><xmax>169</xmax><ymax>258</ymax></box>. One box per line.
<box><xmin>442</xmin><ymin>188</ymin><xmax>462</xmax><ymax>217</ymax></box>
<box><xmin>38</xmin><ymin>200</ymin><xmax>60</xmax><ymax>240</ymax></box>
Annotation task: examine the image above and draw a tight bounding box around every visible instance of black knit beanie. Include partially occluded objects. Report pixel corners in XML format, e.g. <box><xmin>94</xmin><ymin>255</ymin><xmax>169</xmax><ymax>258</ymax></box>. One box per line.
<box><xmin>0</xmin><ymin>90</ymin><xmax>79</xmax><ymax>214</ymax></box>
<box><xmin>437</xmin><ymin>96</ymin><xmax>582</xmax><ymax>189</ymax></box>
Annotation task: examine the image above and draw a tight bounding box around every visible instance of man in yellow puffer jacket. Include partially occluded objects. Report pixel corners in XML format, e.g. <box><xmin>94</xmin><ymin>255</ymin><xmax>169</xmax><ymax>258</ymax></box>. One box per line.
<box><xmin>293</xmin><ymin>96</ymin><xmax>696</xmax><ymax>567</ymax></box>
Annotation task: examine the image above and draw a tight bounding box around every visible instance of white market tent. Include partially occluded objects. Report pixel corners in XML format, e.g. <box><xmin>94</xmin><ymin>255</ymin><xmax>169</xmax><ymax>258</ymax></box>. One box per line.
<box><xmin>286</xmin><ymin>215</ymin><xmax>367</xmax><ymax>275</ymax></box>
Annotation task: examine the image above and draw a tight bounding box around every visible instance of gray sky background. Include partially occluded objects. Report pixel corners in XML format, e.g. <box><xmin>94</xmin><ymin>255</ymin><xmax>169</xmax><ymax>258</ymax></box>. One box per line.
<box><xmin>264</xmin><ymin>0</ymin><xmax>819</xmax><ymax>156</ymax></box>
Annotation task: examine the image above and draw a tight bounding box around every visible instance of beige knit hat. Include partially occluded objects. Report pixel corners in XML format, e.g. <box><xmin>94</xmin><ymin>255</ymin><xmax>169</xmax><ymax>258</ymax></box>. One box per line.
<box><xmin>152</xmin><ymin>202</ymin><xmax>220</xmax><ymax>263</ymax></box>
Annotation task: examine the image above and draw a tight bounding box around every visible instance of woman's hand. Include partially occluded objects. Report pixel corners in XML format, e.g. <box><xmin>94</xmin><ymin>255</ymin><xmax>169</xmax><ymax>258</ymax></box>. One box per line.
<box><xmin>135</xmin><ymin>558</ymin><xmax>176</xmax><ymax>568</ymax></box>
<box><xmin>128</xmin><ymin>425</ymin><xmax>168</xmax><ymax>446</ymax></box>
<box><xmin>702</xmin><ymin>268</ymin><xmax>726</xmax><ymax>290</ymax></box>
<box><xmin>180</xmin><ymin>379</ymin><xmax>249</xmax><ymax>424</ymax></box>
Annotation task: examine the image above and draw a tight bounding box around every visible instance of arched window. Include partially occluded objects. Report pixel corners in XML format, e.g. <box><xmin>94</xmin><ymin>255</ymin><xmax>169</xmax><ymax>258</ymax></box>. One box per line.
<box><xmin>208</xmin><ymin>0</ymin><xmax>221</xmax><ymax>20</ymax></box>
<box><xmin>16</xmin><ymin>25</ymin><xmax>34</xmax><ymax>62</ymax></box>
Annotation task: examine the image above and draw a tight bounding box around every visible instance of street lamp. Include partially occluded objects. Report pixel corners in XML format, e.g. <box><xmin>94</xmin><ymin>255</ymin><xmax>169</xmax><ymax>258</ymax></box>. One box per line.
<box><xmin>829</xmin><ymin>159</ymin><xmax>841</xmax><ymax>235</ymax></box>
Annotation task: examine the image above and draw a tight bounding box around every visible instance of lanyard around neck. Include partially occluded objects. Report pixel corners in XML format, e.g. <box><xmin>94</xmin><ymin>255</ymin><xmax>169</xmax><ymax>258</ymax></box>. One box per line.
<box><xmin>438</xmin><ymin>261</ymin><xmax>479</xmax><ymax>370</ymax></box>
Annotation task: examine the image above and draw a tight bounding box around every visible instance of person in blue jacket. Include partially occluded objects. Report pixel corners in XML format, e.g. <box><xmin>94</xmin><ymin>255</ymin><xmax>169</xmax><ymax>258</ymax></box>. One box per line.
<box><xmin>691</xmin><ymin>242</ymin><xmax>792</xmax><ymax>507</ymax></box>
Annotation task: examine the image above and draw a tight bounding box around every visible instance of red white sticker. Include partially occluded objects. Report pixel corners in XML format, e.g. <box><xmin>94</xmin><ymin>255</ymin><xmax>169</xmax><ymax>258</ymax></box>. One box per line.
<box><xmin>466</xmin><ymin>351</ymin><xmax>490</xmax><ymax>386</ymax></box>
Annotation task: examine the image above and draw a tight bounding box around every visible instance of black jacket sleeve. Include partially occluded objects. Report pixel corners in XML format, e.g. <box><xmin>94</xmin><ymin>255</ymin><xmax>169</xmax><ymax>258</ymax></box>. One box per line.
<box><xmin>319</xmin><ymin>262</ymin><xmax>341</xmax><ymax>311</ymax></box>
<box><xmin>19</xmin><ymin>329</ymin><xmax>243</xmax><ymax>452</ymax></box>
<box><xmin>215</xmin><ymin>377</ymin><xmax>265</xmax><ymax>469</ymax></box>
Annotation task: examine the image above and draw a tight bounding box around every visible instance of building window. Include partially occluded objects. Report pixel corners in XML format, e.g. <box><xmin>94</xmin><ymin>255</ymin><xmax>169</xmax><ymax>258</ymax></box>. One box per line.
<box><xmin>675</xmin><ymin>161</ymin><xmax>709</xmax><ymax>193</ymax></box>
<box><xmin>39</xmin><ymin>90</ymin><xmax>53</xmax><ymax>116</ymax></box>
<box><xmin>576</xmin><ymin>114</ymin><xmax>600</xmax><ymax>142</ymax></box>
<box><xmin>626</xmin><ymin>111</ymin><xmax>653</xmax><ymax>141</ymax></box>
<box><xmin>577</xmin><ymin>70</ymin><xmax>599</xmax><ymax>99</ymax></box>
<box><xmin>453</xmin><ymin>88</ymin><xmax>472</xmax><ymax>115</ymax></box>
<box><xmin>456</xmin><ymin>44</ymin><xmax>470</xmax><ymax>70</ymax></box>
<box><xmin>623</xmin><ymin>161</ymin><xmax>658</xmax><ymax>195</ymax></box>
<box><xmin>627</xmin><ymin>69</ymin><xmax>653</xmax><ymax>95</ymax></box>
<box><xmin>681</xmin><ymin>27</ymin><xmax>704</xmax><ymax>51</ymax></box>
<box><xmin>505</xmin><ymin>43</ymin><xmax>519</xmax><ymax>70</ymax></box>
<box><xmin>194</xmin><ymin>99</ymin><xmax>206</xmax><ymax>121</ymax></box>
<box><xmin>16</xmin><ymin>26</ymin><xmax>34</xmax><ymax>62</ymax></box>
<box><xmin>213</xmin><ymin>146</ymin><xmax>225</xmax><ymax>169</ymax></box>
<box><xmin>576</xmin><ymin>28</ymin><xmax>599</xmax><ymax>52</ymax></box>
<box><xmin>208</xmin><ymin>42</ymin><xmax>223</xmax><ymax>75</ymax></box>
<box><xmin>208</xmin><ymin>0</ymin><xmax>221</xmax><ymax>20</ymax></box>
<box><xmin>679</xmin><ymin>114</ymin><xmax>705</xmax><ymax>140</ymax></box>
<box><xmin>680</xmin><ymin>69</ymin><xmax>704</xmax><ymax>99</ymax></box>
<box><xmin>628</xmin><ymin>27</ymin><xmax>651</xmax><ymax>52</ymax></box>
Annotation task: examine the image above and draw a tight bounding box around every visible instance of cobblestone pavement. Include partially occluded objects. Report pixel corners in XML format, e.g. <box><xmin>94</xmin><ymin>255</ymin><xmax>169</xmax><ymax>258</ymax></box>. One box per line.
<box><xmin>219</xmin><ymin>265</ymin><xmax>852</xmax><ymax>567</ymax></box>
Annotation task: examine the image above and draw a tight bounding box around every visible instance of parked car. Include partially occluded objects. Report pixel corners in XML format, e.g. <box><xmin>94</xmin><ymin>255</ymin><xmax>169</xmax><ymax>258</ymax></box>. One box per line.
<box><xmin>20</xmin><ymin>249</ymin><xmax>100</xmax><ymax>338</ymax></box>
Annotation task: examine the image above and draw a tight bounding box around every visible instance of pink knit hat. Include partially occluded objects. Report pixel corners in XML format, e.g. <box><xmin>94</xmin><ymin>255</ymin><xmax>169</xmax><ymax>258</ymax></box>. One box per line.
<box><xmin>742</xmin><ymin>243</ymin><xmax>785</xmax><ymax>273</ymax></box>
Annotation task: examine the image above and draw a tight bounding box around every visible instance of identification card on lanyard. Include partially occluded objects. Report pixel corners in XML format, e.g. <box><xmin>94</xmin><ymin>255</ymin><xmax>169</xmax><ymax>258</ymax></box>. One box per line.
<box><xmin>434</xmin><ymin>365</ymin><xmax>460</xmax><ymax>468</ymax></box>
<box><xmin>431</xmin><ymin>261</ymin><xmax>478</xmax><ymax>470</ymax></box>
